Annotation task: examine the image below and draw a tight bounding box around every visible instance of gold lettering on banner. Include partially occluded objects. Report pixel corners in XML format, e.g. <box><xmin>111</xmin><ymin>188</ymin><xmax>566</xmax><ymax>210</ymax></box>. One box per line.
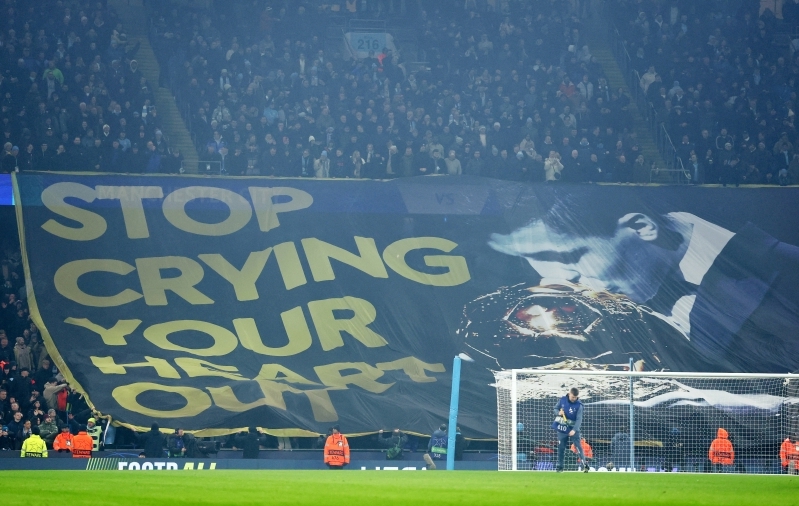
<box><xmin>255</xmin><ymin>380</ymin><xmax>338</xmax><ymax>422</ymax></box>
<box><xmin>208</xmin><ymin>382</ymin><xmax>338</xmax><ymax>422</ymax></box>
<box><xmin>254</xmin><ymin>364</ymin><xmax>319</xmax><ymax>385</ymax></box>
<box><xmin>272</xmin><ymin>242</ymin><xmax>308</xmax><ymax>290</ymax></box>
<box><xmin>314</xmin><ymin>361</ymin><xmax>394</xmax><ymax>394</ymax></box>
<box><xmin>64</xmin><ymin>318</ymin><xmax>142</xmax><ymax>345</ymax></box>
<box><xmin>382</xmin><ymin>237</ymin><xmax>471</xmax><ymax>286</ymax></box>
<box><xmin>90</xmin><ymin>356</ymin><xmax>181</xmax><ymax>378</ymax></box>
<box><xmin>302</xmin><ymin>236</ymin><xmax>388</xmax><ymax>282</ymax></box>
<box><xmin>206</xmin><ymin>385</ymin><xmax>274</xmax><ymax>412</ymax></box>
<box><xmin>95</xmin><ymin>185</ymin><xmax>164</xmax><ymax>239</ymax></box>
<box><xmin>248</xmin><ymin>187</ymin><xmax>313</xmax><ymax>232</ymax></box>
<box><xmin>41</xmin><ymin>182</ymin><xmax>107</xmax><ymax>241</ymax></box>
<box><xmin>174</xmin><ymin>358</ymin><xmax>246</xmax><ymax>381</ymax></box>
<box><xmin>162</xmin><ymin>186</ymin><xmax>253</xmax><ymax>236</ymax></box>
<box><xmin>376</xmin><ymin>357</ymin><xmax>446</xmax><ymax>383</ymax></box>
<box><xmin>198</xmin><ymin>248</ymin><xmax>272</xmax><ymax>301</ymax></box>
<box><xmin>143</xmin><ymin>320</ymin><xmax>238</xmax><ymax>357</ymax></box>
<box><xmin>307</xmin><ymin>296</ymin><xmax>388</xmax><ymax>351</ymax></box>
<box><xmin>54</xmin><ymin>259</ymin><xmax>142</xmax><ymax>307</ymax></box>
<box><xmin>233</xmin><ymin>311</ymin><xmax>312</xmax><ymax>357</ymax></box>
<box><xmin>100</xmin><ymin>355</ymin><xmax>439</xmax><ymax>420</ymax></box>
<box><xmin>112</xmin><ymin>382</ymin><xmax>212</xmax><ymax>418</ymax></box>
<box><xmin>136</xmin><ymin>256</ymin><xmax>214</xmax><ymax>306</ymax></box>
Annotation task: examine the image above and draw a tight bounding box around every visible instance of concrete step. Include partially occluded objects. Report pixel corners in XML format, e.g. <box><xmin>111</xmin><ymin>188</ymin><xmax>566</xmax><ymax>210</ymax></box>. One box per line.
<box><xmin>111</xmin><ymin>0</ymin><xmax>200</xmax><ymax>172</ymax></box>
<box><xmin>582</xmin><ymin>20</ymin><xmax>669</xmax><ymax>182</ymax></box>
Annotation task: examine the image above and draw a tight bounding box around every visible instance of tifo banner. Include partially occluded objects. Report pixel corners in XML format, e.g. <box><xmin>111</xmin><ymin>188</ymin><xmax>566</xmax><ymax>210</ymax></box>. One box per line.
<box><xmin>13</xmin><ymin>174</ymin><xmax>799</xmax><ymax>437</ymax></box>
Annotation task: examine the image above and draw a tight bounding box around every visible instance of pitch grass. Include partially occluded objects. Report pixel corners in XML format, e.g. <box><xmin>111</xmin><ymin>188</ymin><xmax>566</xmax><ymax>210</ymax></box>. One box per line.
<box><xmin>2</xmin><ymin>470</ymin><xmax>798</xmax><ymax>505</ymax></box>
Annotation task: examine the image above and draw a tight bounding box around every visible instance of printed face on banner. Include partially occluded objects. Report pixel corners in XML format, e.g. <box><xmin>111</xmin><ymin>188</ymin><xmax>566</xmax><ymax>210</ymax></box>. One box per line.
<box><xmin>488</xmin><ymin>214</ymin><xmax>681</xmax><ymax>304</ymax></box>
<box><xmin>14</xmin><ymin>175</ymin><xmax>799</xmax><ymax>438</ymax></box>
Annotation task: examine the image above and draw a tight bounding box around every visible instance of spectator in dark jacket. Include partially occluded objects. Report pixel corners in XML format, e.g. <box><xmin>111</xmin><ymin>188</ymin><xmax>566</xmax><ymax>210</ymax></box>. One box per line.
<box><xmin>377</xmin><ymin>428</ymin><xmax>409</xmax><ymax>460</ymax></box>
<box><xmin>237</xmin><ymin>426</ymin><xmax>264</xmax><ymax>459</ymax></box>
<box><xmin>139</xmin><ymin>423</ymin><xmax>167</xmax><ymax>458</ymax></box>
<box><xmin>167</xmin><ymin>428</ymin><xmax>200</xmax><ymax>457</ymax></box>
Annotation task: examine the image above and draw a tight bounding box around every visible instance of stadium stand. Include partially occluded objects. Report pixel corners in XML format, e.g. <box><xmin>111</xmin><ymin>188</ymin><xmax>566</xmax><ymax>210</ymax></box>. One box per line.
<box><xmin>1</xmin><ymin>0</ymin><xmax>799</xmax><ymax>464</ymax></box>
<box><xmin>148</xmin><ymin>0</ymin><xmax>652</xmax><ymax>182</ymax></box>
<box><xmin>607</xmin><ymin>0</ymin><xmax>799</xmax><ymax>184</ymax></box>
<box><xmin>0</xmin><ymin>0</ymin><xmax>166</xmax><ymax>174</ymax></box>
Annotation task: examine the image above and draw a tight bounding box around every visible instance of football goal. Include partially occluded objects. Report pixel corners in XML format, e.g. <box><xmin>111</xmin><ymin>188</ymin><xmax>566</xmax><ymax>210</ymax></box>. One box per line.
<box><xmin>494</xmin><ymin>369</ymin><xmax>799</xmax><ymax>473</ymax></box>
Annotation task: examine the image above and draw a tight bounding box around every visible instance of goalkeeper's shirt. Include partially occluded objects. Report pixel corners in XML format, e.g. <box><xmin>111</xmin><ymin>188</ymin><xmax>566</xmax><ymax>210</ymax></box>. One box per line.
<box><xmin>553</xmin><ymin>396</ymin><xmax>583</xmax><ymax>432</ymax></box>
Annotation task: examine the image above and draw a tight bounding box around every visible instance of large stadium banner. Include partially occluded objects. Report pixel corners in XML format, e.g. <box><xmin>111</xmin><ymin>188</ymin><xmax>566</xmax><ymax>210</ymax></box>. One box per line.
<box><xmin>13</xmin><ymin>174</ymin><xmax>799</xmax><ymax>437</ymax></box>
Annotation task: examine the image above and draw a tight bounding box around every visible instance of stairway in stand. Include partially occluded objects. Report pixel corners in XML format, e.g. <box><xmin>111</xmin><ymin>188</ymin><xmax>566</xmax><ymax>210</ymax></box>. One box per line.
<box><xmin>109</xmin><ymin>0</ymin><xmax>199</xmax><ymax>173</ymax></box>
<box><xmin>584</xmin><ymin>16</ymin><xmax>666</xmax><ymax>183</ymax></box>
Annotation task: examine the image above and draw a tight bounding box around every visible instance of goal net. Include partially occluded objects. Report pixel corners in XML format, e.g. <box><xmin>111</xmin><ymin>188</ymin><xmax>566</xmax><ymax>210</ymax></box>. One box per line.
<box><xmin>494</xmin><ymin>369</ymin><xmax>799</xmax><ymax>473</ymax></box>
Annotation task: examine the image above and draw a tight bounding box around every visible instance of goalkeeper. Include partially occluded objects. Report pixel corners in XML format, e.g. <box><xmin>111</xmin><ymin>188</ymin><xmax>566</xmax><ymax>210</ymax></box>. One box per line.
<box><xmin>553</xmin><ymin>387</ymin><xmax>588</xmax><ymax>472</ymax></box>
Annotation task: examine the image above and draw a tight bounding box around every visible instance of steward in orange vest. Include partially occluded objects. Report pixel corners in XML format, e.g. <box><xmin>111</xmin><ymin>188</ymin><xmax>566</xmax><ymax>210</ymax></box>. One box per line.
<box><xmin>53</xmin><ymin>426</ymin><xmax>74</xmax><ymax>452</ymax></box>
<box><xmin>323</xmin><ymin>425</ymin><xmax>350</xmax><ymax>468</ymax></box>
<box><xmin>708</xmin><ymin>428</ymin><xmax>734</xmax><ymax>469</ymax></box>
<box><xmin>72</xmin><ymin>429</ymin><xmax>93</xmax><ymax>458</ymax></box>
<box><xmin>780</xmin><ymin>437</ymin><xmax>799</xmax><ymax>473</ymax></box>
<box><xmin>571</xmin><ymin>438</ymin><xmax>593</xmax><ymax>459</ymax></box>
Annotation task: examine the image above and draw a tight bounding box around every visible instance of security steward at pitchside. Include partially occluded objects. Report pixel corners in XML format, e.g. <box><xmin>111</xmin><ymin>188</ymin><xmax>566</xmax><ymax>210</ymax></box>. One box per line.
<box><xmin>72</xmin><ymin>427</ymin><xmax>94</xmax><ymax>458</ymax></box>
<box><xmin>323</xmin><ymin>425</ymin><xmax>350</xmax><ymax>469</ymax></box>
<box><xmin>20</xmin><ymin>427</ymin><xmax>48</xmax><ymax>457</ymax></box>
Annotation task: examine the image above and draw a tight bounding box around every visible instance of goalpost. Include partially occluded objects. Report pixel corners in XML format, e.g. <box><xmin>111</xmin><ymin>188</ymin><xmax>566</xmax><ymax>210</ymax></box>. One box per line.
<box><xmin>494</xmin><ymin>369</ymin><xmax>799</xmax><ymax>473</ymax></box>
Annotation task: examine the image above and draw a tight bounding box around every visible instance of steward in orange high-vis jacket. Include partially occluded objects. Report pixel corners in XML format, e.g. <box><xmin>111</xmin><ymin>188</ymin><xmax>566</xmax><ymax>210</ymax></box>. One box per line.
<box><xmin>53</xmin><ymin>426</ymin><xmax>74</xmax><ymax>452</ymax></box>
<box><xmin>708</xmin><ymin>428</ymin><xmax>734</xmax><ymax>470</ymax></box>
<box><xmin>323</xmin><ymin>425</ymin><xmax>350</xmax><ymax>469</ymax></box>
<box><xmin>571</xmin><ymin>438</ymin><xmax>593</xmax><ymax>460</ymax></box>
<box><xmin>72</xmin><ymin>429</ymin><xmax>93</xmax><ymax>458</ymax></box>
<box><xmin>780</xmin><ymin>437</ymin><xmax>799</xmax><ymax>474</ymax></box>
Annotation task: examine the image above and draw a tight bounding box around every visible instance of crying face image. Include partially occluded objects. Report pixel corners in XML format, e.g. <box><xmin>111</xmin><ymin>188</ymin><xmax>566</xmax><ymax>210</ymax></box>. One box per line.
<box><xmin>457</xmin><ymin>282</ymin><xmax>698</xmax><ymax>372</ymax></box>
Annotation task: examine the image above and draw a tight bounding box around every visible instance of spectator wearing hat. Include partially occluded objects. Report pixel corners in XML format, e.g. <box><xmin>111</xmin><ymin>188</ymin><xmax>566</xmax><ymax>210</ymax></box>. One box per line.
<box><xmin>86</xmin><ymin>417</ymin><xmax>102</xmax><ymax>451</ymax></box>
<box><xmin>0</xmin><ymin>425</ymin><xmax>13</xmax><ymax>450</ymax></box>
<box><xmin>53</xmin><ymin>425</ymin><xmax>74</xmax><ymax>452</ymax></box>
<box><xmin>314</xmin><ymin>150</ymin><xmax>330</xmax><ymax>178</ymax></box>
<box><xmin>38</xmin><ymin>413</ymin><xmax>59</xmax><ymax>447</ymax></box>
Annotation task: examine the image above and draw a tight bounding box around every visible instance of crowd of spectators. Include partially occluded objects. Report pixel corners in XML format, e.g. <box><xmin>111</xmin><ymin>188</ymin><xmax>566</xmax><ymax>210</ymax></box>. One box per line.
<box><xmin>150</xmin><ymin>0</ymin><xmax>652</xmax><ymax>182</ymax></box>
<box><xmin>0</xmin><ymin>0</ymin><xmax>175</xmax><ymax>176</ymax></box>
<box><xmin>612</xmin><ymin>0</ymin><xmax>799</xmax><ymax>185</ymax></box>
<box><xmin>0</xmin><ymin>212</ymin><xmax>107</xmax><ymax>452</ymax></box>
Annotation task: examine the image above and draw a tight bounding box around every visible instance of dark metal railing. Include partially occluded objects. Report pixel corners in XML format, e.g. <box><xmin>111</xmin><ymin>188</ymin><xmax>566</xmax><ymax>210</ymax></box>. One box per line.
<box><xmin>606</xmin><ymin>18</ymin><xmax>685</xmax><ymax>181</ymax></box>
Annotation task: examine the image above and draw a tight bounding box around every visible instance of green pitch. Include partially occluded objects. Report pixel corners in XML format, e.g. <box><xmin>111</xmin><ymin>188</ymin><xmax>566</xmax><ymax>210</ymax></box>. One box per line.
<box><xmin>2</xmin><ymin>470</ymin><xmax>798</xmax><ymax>505</ymax></box>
